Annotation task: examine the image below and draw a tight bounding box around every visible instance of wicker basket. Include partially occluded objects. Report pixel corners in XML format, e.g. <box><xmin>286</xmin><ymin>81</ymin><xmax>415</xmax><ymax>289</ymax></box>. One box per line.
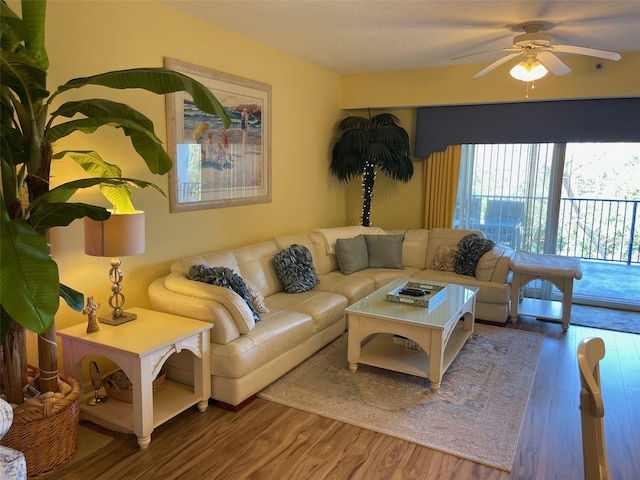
<box><xmin>104</xmin><ymin>368</ymin><xmax>166</xmax><ymax>403</ymax></box>
<box><xmin>0</xmin><ymin>374</ymin><xmax>80</xmax><ymax>478</ymax></box>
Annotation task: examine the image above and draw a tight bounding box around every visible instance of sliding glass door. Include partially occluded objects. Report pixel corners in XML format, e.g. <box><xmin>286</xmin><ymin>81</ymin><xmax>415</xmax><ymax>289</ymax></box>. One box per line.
<box><xmin>455</xmin><ymin>143</ymin><xmax>640</xmax><ymax>310</ymax></box>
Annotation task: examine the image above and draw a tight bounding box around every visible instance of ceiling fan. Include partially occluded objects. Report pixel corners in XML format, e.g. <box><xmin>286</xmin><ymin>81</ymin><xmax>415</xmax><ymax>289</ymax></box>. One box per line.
<box><xmin>457</xmin><ymin>23</ymin><xmax>622</xmax><ymax>80</ymax></box>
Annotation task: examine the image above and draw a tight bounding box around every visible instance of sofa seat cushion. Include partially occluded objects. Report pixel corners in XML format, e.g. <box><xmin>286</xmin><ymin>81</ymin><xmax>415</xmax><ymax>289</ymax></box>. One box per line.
<box><xmin>314</xmin><ymin>272</ymin><xmax>375</xmax><ymax>304</ymax></box>
<box><xmin>351</xmin><ymin>267</ymin><xmax>421</xmax><ymax>290</ymax></box>
<box><xmin>265</xmin><ymin>291</ymin><xmax>347</xmax><ymax>333</ymax></box>
<box><xmin>211</xmin><ymin>310</ymin><xmax>314</xmax><ymax>379</ymax></box>
<box><xmin>410</xmin><ymin>269</ymin><xmax>511</xmax><ymax>304</ymax></box>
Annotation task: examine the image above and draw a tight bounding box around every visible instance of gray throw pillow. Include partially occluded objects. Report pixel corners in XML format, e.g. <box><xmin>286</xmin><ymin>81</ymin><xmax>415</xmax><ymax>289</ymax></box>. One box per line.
<box><xmin>274</xmin><ymin>244</ymin><xmax>320</xmax><ymax>293</ymax></box>
<box><xmin>336</xmin><ymin>235</ymin><xmax>368</xmax><ymax>274</ymax></box>
<box><xmin>364</xmin><ymin>234</ymin><xmax>405</xmax><ymax>269</ymax></box>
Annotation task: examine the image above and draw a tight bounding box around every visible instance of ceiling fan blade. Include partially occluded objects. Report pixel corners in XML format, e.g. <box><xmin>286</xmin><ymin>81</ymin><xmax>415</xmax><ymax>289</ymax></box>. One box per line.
<box><xmin>473</xmin><ymin>52</ymin><xmax>522</xmax><ymax>78</ymax></box>
<box><xmin>553</xmin><ymin>44</ymin><xmax>622</xmax><ymax>61</ymax></box>
<box><xmin>537</xmin><ymin>51</ymin><xmax>572</xmax><ymax>76</ymax></box>
<box><xmin>451</xmin><ymin>47</ymin><xmax>519</xmax><ymax>61</ymax></box>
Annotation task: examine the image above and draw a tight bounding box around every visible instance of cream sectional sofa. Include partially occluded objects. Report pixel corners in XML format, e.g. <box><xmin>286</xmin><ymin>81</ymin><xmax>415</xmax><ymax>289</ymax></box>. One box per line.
<box><xmin>148</xmin><ymin>226</ymin><xmax>514</xmax><ymax>408</ymax></box>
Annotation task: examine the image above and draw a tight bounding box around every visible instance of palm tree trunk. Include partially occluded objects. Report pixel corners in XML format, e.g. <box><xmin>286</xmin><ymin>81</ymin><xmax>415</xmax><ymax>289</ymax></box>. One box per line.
<box><xmin>361</xmin><ymin>160</ymin><xmax>376</xmax><ymax>227</ymax></box>
<box><xmin>27</xmin><ymin>142</ymin><xmax>58</xmax><ymax>393</ymax></box>
<box><xmin>38</xmin><ymin>328</ymin><xmax>58</xmax><ymax>393</ymax></box>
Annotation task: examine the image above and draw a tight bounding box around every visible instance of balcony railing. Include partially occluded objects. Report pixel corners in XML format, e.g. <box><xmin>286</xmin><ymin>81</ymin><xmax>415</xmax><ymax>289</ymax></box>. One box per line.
<box><xmin>459</xmin><ymin>196</ymin><xmax>640</xmax><ymax>265</ymax></box>
<box><xmin>558</xmin><ymin>198</ymin><xmax>640</xmax><ymax>265</ymax></box>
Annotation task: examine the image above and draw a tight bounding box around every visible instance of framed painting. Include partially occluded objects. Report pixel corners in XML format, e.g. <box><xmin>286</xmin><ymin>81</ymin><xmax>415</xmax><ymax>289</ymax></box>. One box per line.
<box><xmin>164</xmin><ymin>57</ymin><xmax>271</xmax><ymax>212</ymax></box>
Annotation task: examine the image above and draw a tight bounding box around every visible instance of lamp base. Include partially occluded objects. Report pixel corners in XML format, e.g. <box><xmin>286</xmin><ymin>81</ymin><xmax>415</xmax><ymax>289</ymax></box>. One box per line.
<box><xmin>99</xmin><ymin>311</ymin><xmax>137</xmax><ymax>326</ymax></box>
<box><xmin>86</xmin><ymin>394</ymin><xmax>109</xmax><ymax>406</ymax></box>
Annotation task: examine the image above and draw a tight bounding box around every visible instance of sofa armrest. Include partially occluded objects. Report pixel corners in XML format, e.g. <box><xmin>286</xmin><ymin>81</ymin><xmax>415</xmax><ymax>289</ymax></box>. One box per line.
<box><xmin>489</xmin><ymin>246</ymin><xmax>516</xmax><ymax>283</ymax></box>
<box><xmin>148</xmin><ymin>274</ymin><xmax>256</xmax><ymax>345</ymax></box>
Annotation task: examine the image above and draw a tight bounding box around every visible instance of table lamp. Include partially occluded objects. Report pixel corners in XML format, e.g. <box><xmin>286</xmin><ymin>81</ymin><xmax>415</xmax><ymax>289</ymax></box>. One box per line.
<box><xmin>84</xmin><ymin>210</ymin><xmax>145</xmax><ymax>325</ymax></box>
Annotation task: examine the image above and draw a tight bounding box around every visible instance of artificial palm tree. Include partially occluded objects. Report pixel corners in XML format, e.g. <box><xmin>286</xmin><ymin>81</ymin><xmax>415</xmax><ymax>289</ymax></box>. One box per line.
<box><xmin>0</xmin><ymin>0</ymin><xmax>231</xmax><ymax>405</ymax></box>
<box><xmin>330</xmin><ymin>112</ymin><xmax>413</xmax><ymax>226</ymax></box>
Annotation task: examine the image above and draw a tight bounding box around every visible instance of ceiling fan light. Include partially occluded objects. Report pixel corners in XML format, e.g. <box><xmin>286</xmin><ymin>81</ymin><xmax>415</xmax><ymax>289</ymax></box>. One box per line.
<box><xmin>510</xmin><ymin>60</ymin><xmax>548</xmax><ymax>82</ymax></box>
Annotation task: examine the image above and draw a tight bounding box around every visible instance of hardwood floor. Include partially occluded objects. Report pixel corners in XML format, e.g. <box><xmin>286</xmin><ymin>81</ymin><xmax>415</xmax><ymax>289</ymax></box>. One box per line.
<box><xmin>45</xmin><ymin>317</ymin><xmax>640</xmax><ymax>480</ymax></box>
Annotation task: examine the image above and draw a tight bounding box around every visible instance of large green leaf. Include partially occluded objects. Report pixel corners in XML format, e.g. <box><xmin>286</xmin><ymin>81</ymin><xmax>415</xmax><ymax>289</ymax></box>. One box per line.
<box><xmin>50</xmin><ymin>99</ymin><xmax>154</xmax><ymax>130</ymax></box>
<box><xmin>28</xmin><ymin>175</ymin><xmax>164</xmax><ymax>215</ymax></box>
<box><xmin>0</xmin><ymin>217</ymin><xmax>58</xmax><ymax>334</ymax></box>
<box><xmin>0</xmin><ymin>1</ymin><xmax>27</xmax><ymax>52</ymax></box>
<box><xmin>60</xmin><ymin>283</ymin><xmax>84</xmax><ymax>312</ymax></box>
<box><xmin>0</xmin><ymin>49</ymin><xmax>49</xmax><ymax>105</ymax></box>
<box><xmin>55</xmin><ymin>68</ymin><xmax>231</xmax><ymax>128</ymax></box>
<box><xmin>47</xmin><ymin>116</ymin><xmax>171</xmax><ymax>174</ymax></box>
<box><xmin>46</xmin><ymin>116</ymin><xmax>162</xmax><ymax>144</ymax></box>
<box><xmin>29</xmin><ymin>202</ymin><xmax>110</xmax><ymax>231</ymax></box>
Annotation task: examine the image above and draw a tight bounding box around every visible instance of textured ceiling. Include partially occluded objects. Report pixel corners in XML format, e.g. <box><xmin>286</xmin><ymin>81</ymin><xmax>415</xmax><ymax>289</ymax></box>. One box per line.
<box><xmin>159</xmin><ymin>0</ymin><xmax>640</xmax><ymax>74</ymax></box>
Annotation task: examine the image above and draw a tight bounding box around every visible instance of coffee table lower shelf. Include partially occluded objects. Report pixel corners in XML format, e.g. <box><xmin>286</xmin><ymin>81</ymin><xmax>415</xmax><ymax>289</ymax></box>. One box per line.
<box><xmin>356</xmin><ymin>325</ymin><xmax>472</xmax><ymax>382</ymax></box>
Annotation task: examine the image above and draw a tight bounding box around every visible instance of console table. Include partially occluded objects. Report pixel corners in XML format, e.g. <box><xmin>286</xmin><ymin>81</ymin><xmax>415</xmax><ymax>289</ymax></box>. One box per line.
<box><xmin>509</xmin><ymin>252</ymin><xmax>582</xmax><ymax>332</ymax></box>
<box><xmin>57</xmin><ymin>307</ymin><xmax>212</xmax><ymax>449</ymax></box>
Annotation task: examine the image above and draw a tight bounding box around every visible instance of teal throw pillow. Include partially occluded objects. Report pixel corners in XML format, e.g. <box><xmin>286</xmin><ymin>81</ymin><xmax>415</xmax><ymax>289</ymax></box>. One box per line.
<box><xmin>364</xmin><ymin>234</ymin><xmax>405</xmax><ymax>269</ymax></box>
<box><xmin>336</xmin><ymin>235</ymin><xmax>368</xmax><ymax>274</ymax></box>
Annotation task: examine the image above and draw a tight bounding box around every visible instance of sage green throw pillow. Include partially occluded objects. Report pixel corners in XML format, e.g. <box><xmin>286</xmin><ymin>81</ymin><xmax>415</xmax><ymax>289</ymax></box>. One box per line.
<box><xmin>336</xmin><ymin>235</ymin><xmax>368</xmax><ymax>274</ymax></box>
<box><xmin>364</xmin><ymin>234</ymin><xmax>405</xmax><ymax>269</ymax></box>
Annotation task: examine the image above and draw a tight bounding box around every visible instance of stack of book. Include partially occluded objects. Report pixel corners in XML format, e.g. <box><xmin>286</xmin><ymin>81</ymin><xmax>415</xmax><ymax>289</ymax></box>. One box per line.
<box><xmin>386</xmin><ymin>281</ymin><xmax>447</xmax><ymax>309</ymax></box>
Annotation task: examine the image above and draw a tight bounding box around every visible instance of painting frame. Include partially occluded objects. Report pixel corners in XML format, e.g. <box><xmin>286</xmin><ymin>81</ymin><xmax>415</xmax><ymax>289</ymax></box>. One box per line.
<box><xmin>164</xmin><ymin>57</ymin><xmax>271</xmax><ymax>213</ymax></box>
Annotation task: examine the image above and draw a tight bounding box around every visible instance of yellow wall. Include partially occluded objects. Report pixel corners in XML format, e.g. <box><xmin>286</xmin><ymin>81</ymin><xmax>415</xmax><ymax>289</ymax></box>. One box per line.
<box><xmin>341</xmin><ymin>52</ymin><xmax>640</xmax><ymax>108</ymax></box>
<box><xmin>34</xmin><ymin>0</ymin><xmax>344</xmax><ymax>334</ymax></box>
<box><xmin>11</xmin><ymin>0</ymin><xmax>638</xmax><ymax>342</ymax></box>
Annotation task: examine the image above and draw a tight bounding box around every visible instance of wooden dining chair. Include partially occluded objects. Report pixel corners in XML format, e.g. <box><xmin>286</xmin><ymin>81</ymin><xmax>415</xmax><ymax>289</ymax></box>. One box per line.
<box><xmin>578</xmin><ymin>337</ymin><xmax>610</xmax><ymax>480</ymax></box>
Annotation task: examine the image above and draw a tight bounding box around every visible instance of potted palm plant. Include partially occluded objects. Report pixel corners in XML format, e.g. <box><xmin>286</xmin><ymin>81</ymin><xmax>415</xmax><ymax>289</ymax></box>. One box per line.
<box><xmin>330</xmin><ymin>112</ymin><xmax>413</xmax><ymax>226</ymax></box>
<box><xmin>0</xmin><ymin>0</ymin><xmax>230</xmax><ymax>474</ymax></box>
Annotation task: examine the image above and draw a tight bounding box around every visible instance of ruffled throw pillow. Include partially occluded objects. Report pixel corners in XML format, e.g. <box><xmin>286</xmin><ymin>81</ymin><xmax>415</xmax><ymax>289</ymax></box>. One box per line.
<box><xmin>455</xmin><ymin>234</ymin><xmax>496</xmax><ymax>277</ymax></box>
<box><xmin>188</xmin><ymin>265</ymin><xmax>261</xmax><ymax>321</ymax></box>
<box><xmin>274</xmin><ymin>244</ymin><xmax>320</xmax><ymax>293</ymax></box>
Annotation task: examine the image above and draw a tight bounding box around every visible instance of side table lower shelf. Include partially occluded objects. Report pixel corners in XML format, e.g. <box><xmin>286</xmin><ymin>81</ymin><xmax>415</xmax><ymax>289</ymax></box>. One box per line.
<box><xmin>80</xmin><ymin>380</ymin><xmax>202</xmax><ymax>435</ymax></box>
<box><xmin>517</xmin><ymin>298</ymin><xmax>564</xmax><ymax>322</ymax></box>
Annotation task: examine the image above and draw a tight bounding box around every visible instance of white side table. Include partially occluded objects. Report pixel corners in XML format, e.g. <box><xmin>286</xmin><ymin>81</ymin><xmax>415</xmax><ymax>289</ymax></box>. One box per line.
<box><xmin>509</xmin><ymin>252</ymin><xmax>582</xmax><ymax>332</ymax></box>
<box><xmin>57</xmin><ymin>307</ymin><xmax>212</xmax><ymax>449</ymax></box>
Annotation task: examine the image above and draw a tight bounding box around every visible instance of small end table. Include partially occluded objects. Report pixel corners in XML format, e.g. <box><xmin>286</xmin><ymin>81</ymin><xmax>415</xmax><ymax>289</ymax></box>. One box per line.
<box><xmin>57</xmin><ymin>307</ymin><xmax>212</xmax><ymax>449</ymax></box>
<box><xmin>510</xmin><ymin>252</ymin><xmax>582</xmax><ymax>332</ymax></box>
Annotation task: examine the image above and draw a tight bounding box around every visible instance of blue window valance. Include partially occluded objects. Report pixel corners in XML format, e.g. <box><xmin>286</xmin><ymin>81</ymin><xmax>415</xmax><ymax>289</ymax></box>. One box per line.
<box><xmin>415</xmin><ymin>97</ymin><xmax>640</xmax><ymax>159</ymax></box>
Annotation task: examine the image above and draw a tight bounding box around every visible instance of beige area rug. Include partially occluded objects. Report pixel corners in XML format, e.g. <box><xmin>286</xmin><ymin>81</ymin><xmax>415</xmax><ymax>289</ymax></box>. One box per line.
<box><xmin>258</xmin><ymin>324</ymin><xmax>544</xmax><ymax>472</ymax></box>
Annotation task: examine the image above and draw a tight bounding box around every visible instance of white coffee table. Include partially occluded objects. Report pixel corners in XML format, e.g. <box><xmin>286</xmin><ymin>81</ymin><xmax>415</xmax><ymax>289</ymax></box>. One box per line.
<box><xmin>57</xmin><ymin>307</ymin><xmax>212</xmax><ymax>449</ymax></box>
<box><xmin>346</xmin><ymin>278</ymin><xmax>478</xmax><ymax>391</ymax></box>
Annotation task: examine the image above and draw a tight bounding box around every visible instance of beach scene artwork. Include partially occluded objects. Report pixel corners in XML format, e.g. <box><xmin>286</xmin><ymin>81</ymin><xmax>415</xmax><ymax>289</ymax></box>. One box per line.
<box><xmin>165</xmin><ymin>58</ymin><xmax>271</xmax><ymax>210</ymax></box>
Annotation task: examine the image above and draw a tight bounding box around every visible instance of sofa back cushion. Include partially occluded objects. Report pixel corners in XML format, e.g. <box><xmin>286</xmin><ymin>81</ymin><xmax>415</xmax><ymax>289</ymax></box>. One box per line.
<box><xmin>310</xmin><ymin>226</ymin><xmax>386</xmax><ymax>275</ymax></box>
<box><xmin>233</xmin><ymin>240</ymin><xmax>281</xmax><ymax>296</ymax></box>
<box><xmin>171</xmin><ymin>251</ymin><xmax>239</xmax><ymax>275</ymax></box>
<box><xmin>387</xmin><ymin>229</ymin><xmax>429</xmax><ymax>269</ymax></box>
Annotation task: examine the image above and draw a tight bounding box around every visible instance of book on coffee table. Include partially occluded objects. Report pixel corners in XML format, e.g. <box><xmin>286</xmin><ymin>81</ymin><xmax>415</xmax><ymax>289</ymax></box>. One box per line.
<box><xmin>386</xmin><ymin>281</ymin><xmax>447</xmax><ymax>309</ymax></box>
